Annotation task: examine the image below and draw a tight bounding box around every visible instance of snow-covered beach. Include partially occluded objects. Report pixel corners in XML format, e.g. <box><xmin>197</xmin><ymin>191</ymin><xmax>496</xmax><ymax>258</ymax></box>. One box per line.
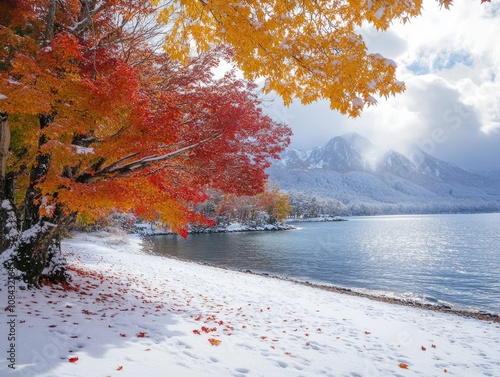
<box><xmin>1</xmin><ymin>231</ymin><xmax>499</xmax><ymax>377</ymax></box>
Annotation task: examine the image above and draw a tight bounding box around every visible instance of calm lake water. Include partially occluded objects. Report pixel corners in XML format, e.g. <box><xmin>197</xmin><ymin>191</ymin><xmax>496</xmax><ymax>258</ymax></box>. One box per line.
<box><xmin>147</xmin><ymin>213</ymin><xmax>500</xmax><ymax>314</ymax></box>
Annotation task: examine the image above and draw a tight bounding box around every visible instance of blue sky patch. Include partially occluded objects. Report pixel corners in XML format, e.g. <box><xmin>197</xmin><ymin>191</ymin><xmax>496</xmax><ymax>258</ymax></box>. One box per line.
<box><xmin>433</xmin><ymin>51</ymin><xmax>473</xmax><ymax>71</ymax></box>
<box><xmin>407</xmin><ymin>50</ymin><xmax>473</xmax><ymax>75</ymax></box>
<box><xmin>407</xmin><ymin>60</ymin><xmax>430</xmax><ymax>75</ymax></box>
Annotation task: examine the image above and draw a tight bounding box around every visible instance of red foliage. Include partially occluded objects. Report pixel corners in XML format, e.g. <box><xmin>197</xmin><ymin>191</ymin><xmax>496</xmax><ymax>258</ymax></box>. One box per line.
<box><xmin>0</xmin><ymin>1</ymin><xmax>291</xmax><ymax>237</ymax></box>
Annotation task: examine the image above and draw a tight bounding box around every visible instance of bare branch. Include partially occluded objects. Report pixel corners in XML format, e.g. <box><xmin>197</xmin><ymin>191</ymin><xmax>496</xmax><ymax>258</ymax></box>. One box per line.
<box><xmin>45</xmin><ymin>0</ymin><xmax>57</xmax><ymax>43</ymax></box>
<box><xmin>78</xmin><ymin>132</ymin><xmax>223</xmax><ymax>183</ymax></box>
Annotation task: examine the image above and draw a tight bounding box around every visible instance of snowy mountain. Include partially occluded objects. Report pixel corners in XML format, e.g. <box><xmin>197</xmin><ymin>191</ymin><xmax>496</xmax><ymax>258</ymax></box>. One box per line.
<box><xmin>268</xmin><ymin>133</ymin><xmax>500</xmax><ymax>215</ymax></box>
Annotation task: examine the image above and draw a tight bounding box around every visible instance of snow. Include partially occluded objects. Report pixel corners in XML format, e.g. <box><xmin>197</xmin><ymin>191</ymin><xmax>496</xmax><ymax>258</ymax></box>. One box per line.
<box><xmin>135</xmin><ymin>221</ymin><xmax>292</xmax><ymax>236</ymax></box>
<box><xmin>263</xmin><ymin>79</ymin><xmax>270</xmax><ymax>91</ymax></box>
<box><xmin>374</xmin><ymin>7</ymin><xmax>385</xmax><ymax>20</ymax></box>
<box><xmin>1</xmin><ymin>231</ymin><xmax>499</xmax><ymax>376</ymax></box>
<box><xmin>74</xmin><ymin>145</ymin><xmax>94</xmax><ymax>155</ymax></box>
<box><xmin>0</xmin><ymin>93</ymin><xmax>7</xmax><ymax>100</ymax></box>
<box><xmin>7</xmin><ymin>78</ymin><xmax>20</xmax><ymax>85</ymax></box>
<box><xmin>352</xmin><ymin>97</ymin><xmax>364</xmax><ymax>108</ymax></box>
<box><xmin>384</xmin><ymin>58</ymin><xmax>397</xmax><ymax>68</ymax></box>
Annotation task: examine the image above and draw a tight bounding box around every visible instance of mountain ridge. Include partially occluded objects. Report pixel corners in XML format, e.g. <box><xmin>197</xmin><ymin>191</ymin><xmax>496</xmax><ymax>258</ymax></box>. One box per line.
<box><xmin>268</xmin><ymin>133</ymin><xmax>500</xmax><ymax>215</ymax></box>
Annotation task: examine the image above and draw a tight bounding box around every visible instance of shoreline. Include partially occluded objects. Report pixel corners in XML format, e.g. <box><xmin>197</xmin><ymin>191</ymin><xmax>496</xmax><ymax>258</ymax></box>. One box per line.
<box><xmin>134</xmin><ymin>216</ymin><xmax>347</xmax><ymax>236</ymax></box>
<box><xmin>150</xmin><ymin>251</ymin><xmax>499</xmax><ymax>323</ymax></box>
<box><xmin>275</xmin><ymin>276</ymin><xmax>500</xmax><ymax>323</ymax></box>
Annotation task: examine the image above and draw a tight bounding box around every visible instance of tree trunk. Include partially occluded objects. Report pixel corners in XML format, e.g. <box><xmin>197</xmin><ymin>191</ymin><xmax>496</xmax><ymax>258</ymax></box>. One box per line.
<box><xmin>1</xmin><ymin>113</ymin><xmax>14</xmax><ymax>253</ymax></box>
<box><xmin>1</xmin><ymin>114</ymin><xmax>70</xmax><ymax>288</ymax></box>
<box><xmin>4</xmin><ymin>209</ymin><xmax>72</xmax><ymax>288</ymax></box>
<box><xmin>0</xmin><ymin>112</ymin><xmax>9</xmax><ymax>182</ymax></box>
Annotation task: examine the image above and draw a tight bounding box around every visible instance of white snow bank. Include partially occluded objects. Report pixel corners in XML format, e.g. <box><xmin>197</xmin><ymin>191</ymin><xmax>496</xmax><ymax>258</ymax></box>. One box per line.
<box><xmin>286</xmin><ymin>216</ymin><xmax>346</xmax><ymax>223</ymax></box>
<box><xmin>135</xmin><ymin>221</ymin><xmax>293</xmax><ymax>236</ymax></box>
<box><xmin>0</xmin><ymin>231</ymin><xmax>498</xmax><ymax>376</ymax></box>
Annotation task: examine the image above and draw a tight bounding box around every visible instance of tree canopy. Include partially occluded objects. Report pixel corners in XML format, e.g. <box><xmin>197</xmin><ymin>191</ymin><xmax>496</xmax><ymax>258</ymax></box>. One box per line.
<box><xmin>160</xmin><ymin>0</ymin><xmax>423</xmax><ymax>117</ymax></box>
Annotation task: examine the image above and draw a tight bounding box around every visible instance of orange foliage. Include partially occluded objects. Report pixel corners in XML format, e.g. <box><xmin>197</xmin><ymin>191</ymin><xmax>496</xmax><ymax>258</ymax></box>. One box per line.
<box><xmin>0</xmin><ymin>1</ymin><xmax>290</xmax><ymax>235</ymax></box>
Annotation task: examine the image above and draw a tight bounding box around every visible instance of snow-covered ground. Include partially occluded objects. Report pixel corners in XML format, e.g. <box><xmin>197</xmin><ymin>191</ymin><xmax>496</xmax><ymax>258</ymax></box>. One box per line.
<box><xmin>1</xmin><ymin>231</ymin><xmax>499</xmax><ymax>377</ymax></box>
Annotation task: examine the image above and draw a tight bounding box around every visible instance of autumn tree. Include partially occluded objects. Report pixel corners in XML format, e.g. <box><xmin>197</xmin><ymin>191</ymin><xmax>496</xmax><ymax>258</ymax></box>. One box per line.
<box><xmin>0</xmin><ymin>0</ymin><xmax>290</xmax><ymax>286</ymax></box>
<box><xmin>257</xmin><ymin>184</ymin><xmax>291</xmax><ymax>223</ymax></box>
<box><xmin>0</xmin><ymin>0</ymin><xmax>478</xmax><ymax>286</ymax></box>
<box><xmin>198</xmin><ymin>184</ymin><xmax>290</xmax><ymax>226</ymax></box>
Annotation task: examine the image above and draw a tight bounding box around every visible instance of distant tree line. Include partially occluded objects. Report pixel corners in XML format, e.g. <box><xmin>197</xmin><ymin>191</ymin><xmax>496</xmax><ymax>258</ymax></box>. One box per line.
<box><xmin>285</xmin><ymin>191</ymin><xmax>500</xmax><ymax>217</ymax></box>
<box><xmin>287</xmin><ymin>192</ymin><xmax>346</xmax><ymax>218</ymax></box>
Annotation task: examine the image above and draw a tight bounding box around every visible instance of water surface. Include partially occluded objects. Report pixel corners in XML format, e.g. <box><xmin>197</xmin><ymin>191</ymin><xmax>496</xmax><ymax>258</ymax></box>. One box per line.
<box><xmin>147</xmin><ymin>213</ymin><xmax>500</xmax><ymax>314</ymax></box>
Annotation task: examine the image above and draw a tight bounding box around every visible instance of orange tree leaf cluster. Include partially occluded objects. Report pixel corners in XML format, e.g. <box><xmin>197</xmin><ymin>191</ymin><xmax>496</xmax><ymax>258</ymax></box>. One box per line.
<box><xmin>159</xmin><ymin>0</ymin><xmax>425</xmax><ymax>117</ymax></box>
<box><xmin>159</xmin><ymin>0</ymin><xmax>489</xmax><ymax>116</ymax></box>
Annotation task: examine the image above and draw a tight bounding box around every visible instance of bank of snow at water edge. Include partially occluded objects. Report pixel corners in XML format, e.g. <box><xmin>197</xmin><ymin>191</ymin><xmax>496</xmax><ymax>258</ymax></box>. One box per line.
<box><xmin>134</xmin><ymin>221</ymin><xmax>292</xmax><ymax>236</ymax></box>
<box><xmin>0</xmin><ymin>230</ymin><xmax>498</xmax><ymax>377</ymax></box>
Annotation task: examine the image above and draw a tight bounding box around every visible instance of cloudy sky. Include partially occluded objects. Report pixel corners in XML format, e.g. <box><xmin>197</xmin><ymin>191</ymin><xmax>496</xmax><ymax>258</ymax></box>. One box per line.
<box><xmin>264</xmin><ymin>0</ymin><xmax>500</xmax><ymax>171</ymax></box>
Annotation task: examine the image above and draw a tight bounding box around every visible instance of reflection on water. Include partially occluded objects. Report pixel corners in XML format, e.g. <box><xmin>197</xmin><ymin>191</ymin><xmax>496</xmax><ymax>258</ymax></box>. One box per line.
<box><xmin>147</xmin><ymin>213</ymin><xmax>500</xmax><ymax>314</ymax></box>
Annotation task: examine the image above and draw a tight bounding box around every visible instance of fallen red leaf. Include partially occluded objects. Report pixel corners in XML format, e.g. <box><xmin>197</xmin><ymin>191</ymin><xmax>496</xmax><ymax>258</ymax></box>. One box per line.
<box><xmin>117</xmin><ymin>366</ymin><xmax>123</xmax><ymax>371</ymax></box>
<box><xmin>120</xmin><ymin>333</ymin><xmax>126</xmax><ymax>337</ymax></box>
<box><xmin>137</xmin><ymin>332</ymin><xmax>146</xmax><ymax>338</ymax></box>
<box><xmin>364</xmin><ymin>331</ymin><xmax>371</xmax><ymax>335</ymax></box>
<box><xmin>399</xmin><ymin>363</ymin><xmax>409</xmax><ymax>369</ymax></box>
<box><xmin>193</xmin><ymin>329</ymin><xmax>201</xmax><ymax>335</ymax></box>
<box><xmin>421</xmin><ymin>346</ymin><xmax>426</xmax><ymax>351</ymax></box>
<box><xmin>432</xmin><ymin>344</ymin><xmax>437</xmax><ymax>348</ymax></box>
<box><xmin>69</xmin><ymin>357</ymin><xmax>79</xmax><ymax>363</ymax></box>
<box><xmin>48</xmin><ymin>325</ymin><xmax>57</xmax><ymax>328</ymax></box>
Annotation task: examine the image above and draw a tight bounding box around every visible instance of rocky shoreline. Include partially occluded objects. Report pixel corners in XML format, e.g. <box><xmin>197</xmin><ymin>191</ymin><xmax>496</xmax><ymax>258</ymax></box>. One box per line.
<box><xmin>135</xmin><ymin>221</ymin><xmax>295</xmax><ymax>236</ymax></box>
<box><xmin>284</xmin><ymin>277</ymin><xmax>500</xmax><ymax>323</ymax></box>
<box><xmin>181</xmin><ymin>258</ymin><xmax>499</xmax><ymax>323</ymax></box>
